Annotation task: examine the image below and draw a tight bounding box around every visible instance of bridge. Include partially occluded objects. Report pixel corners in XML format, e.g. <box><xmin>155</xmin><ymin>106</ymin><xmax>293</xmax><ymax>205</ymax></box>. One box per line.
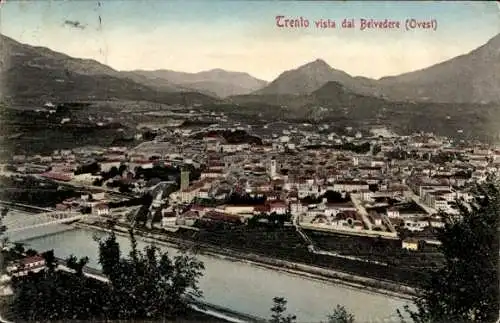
<box><xmin>3</xmin><ymin>210</ymin><xmax>92</xmax><ymax>234</ymax></box>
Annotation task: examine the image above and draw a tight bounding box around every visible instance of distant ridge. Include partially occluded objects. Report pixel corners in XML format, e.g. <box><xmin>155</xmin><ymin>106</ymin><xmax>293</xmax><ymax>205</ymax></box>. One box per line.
<box><xmin>254</xmin><ymin>33</ymin><xmax>500</xmax><ymax>104</ymax></box>
<box><xmin>129</xmin><ymin>68</ymin><xmax>268</xmax><ymax>98</ymax></box>
<box><xmin>3</xmin><ymin>32</ymin><xmax>500</xmax><ymax>104</ymax></box>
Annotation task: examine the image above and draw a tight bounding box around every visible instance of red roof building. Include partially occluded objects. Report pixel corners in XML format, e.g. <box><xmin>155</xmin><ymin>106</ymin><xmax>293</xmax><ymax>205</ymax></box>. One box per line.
<box><xmin>40</xmin><ymin>171</ymin><xmax>73</xmax><ymax>182</ymax></box>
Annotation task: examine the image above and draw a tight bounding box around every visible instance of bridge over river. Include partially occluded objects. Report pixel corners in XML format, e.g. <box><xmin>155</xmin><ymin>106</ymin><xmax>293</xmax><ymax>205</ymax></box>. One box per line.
<box><xmin>0</xmin><ymin>204</ymin><xmax>106</xmax><ymax>242</ymax></box>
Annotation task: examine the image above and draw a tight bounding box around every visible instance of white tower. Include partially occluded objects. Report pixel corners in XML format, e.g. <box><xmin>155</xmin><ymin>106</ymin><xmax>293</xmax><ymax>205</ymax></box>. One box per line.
<box><xmin>270</xmin><ymin>158</ymin><xmax>277</xmax><ymax>179</ymax></box>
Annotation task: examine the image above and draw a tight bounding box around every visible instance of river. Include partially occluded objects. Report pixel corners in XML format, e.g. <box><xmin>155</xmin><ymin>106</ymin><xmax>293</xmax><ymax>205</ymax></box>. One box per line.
<box><xmin>7</xmin><ymin>212</ymin><xmax>411</xmax><ymax>322</ymax></box>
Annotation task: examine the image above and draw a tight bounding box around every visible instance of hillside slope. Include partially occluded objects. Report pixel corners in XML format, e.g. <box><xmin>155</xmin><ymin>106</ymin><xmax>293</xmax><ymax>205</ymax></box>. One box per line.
<box><xmin>0</xmin><ymin>34</ymin><xmax>217</xmax><ymax>105</ymax></box>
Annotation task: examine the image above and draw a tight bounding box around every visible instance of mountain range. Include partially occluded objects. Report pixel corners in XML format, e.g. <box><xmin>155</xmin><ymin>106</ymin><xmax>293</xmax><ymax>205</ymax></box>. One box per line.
<box><xmin>0</xmin><ymin>34</ymin><xmax>219</xmax><ymax>105</ymax></box>
<box><xmin>127</xmin><ymin>69</ymin><xmax>268</xmax><ymax>98</ymax></box>
<box><xmin>1</xmin><ymin>32</ymin><xmax>499</xmax><ymax>105</ymax></box>
<box><xmin>253</xmin><ymin>33</ymin><xmax>500</xmax><ymax>104</ymax></box>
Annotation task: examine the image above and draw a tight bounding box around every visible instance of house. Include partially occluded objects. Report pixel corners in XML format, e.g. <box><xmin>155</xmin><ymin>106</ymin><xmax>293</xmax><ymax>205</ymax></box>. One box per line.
<box><xmin>92</xmin><ymin>192</ymin><xmax>106</xmax><ymax>201</ymax></box>
<box><xmin>268</xmin><ymin>200</ymin><xmax>287</xmax><ymax>215</ymax></box>
<box><xmin>55</xmin><ymin>203</ymin><xmax>70</xmax><ymax>211</ymax></box>
<box><xmin>73</xmin><ymin>173</ymin><xmax>100</xmax><ymax>184</ymax></box>
<box><xmin>403</xmin><ymin>219</ymin><xmax>428</xmax><ymax>232</ymax></box>
<box><xmin>161</xmin><ymin>213</ymin><xmax>177</xmax><ymax>228</ymax></box>
<box><xmin>7</xmin><ymin>255</ymin><xmax>46</xmax><ymax>277</ymax></box>
<box><xmin>254</xmin><ymin>204</ymin><xmax>271</xmax><ymax>214</ymax></box>
<box><xmin>333</xmin><ymin>180</ymin><xmax>369</xmax><ymax>193</ymax></box>
<box><xmin>40</xmin><ymin>171</ymin><xmax>73</xmax><ymax>182</ymax></box>
<box><xmin>201</xmin><ymin>169</ymin><xmax>224</xmax><ymax>179</ymax></box>
<box><xmin>369</xmin><ymin>212</ymin><xmax>383</xmax><ymax>227</ymax></box>
<box><xmin>402</xmin><ymin>238</ymin><xmax>419</xmax><ymax>251</ymax></box>
<box><xmin>93</xmin><ymin>203</ymin><xmax>110</xmax><ymax>216</ymax></box>
<box><xmin>290</xmin><ymin>201</ymin><xmax>306</xmax><ymax>215</ymax></box>
<box><xmin>386</xmin><ymin>207</ymin><xmax>400</xmax><ymax>218</ymax></box>
<box><xmin>176</xmin><ymin>211</ymin><xmax>200</xmax><ymax>226</ymax></box>
<box><xmin>323</xmin><ymin>202</ymin><xmax>356</xmax><ymax>217</ymax></box>
<box><xmin>224</xmin><ymin>205</ymin><xmax>255</xmax><ymax>215</ymax></box>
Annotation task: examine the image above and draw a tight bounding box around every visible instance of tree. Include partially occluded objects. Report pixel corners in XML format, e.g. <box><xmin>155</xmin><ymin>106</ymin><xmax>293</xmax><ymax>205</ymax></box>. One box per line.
<box><xmin>75</xmin><ymin>162</ymin><xmax>100</xmax><ymax>175</ymax></box>
<box><xmin>41</xmin><ymin>249</ymin><xmax>57</xmax><ymax>271</ymax></box>
<box><xmin>119</xmin><ymin>183</ymin><xmax>132</xmax><ymax>193</ymax></box>
<box><xmin>25</xmin><ymin>249</ymin><xmax>38</xmax><ymax>257</ymax></box>
<box><xmin>270</xmin><ymin>297</ymin><xmax>297</xmax><ymax>323</ymax></box>
<box><xmin>65</xmin><ymin>255</ymin><xmax>89</xmax><ymax>276</ymax></box>
<box><xmin>109</xmin><ymin>166</ymin><xmax>119</xmax><ymax>178</ymax></box>
<box><xmin>323</xmin><ymin>190</ymin><xmax>346</xmax><ymax>203</ymax></box>
<box><xmin>0</xmin><ymin>207</ymin><xmax>7</xmax><ymax>236</ymax></box>
<box><xmin>0</xmin><ymin>207</ymin><xmax>7</xmax><ymax>273</ymax></box>
<box><xmin>94</xmin><ymin>230</ymin><xmax>121</xmax><ymax>280</ymax></box>
<box><xmin>10</xmin><ymin>228</ymin><xmax>205</xmax><ymax>321</ymax></box>
<box><xmin>92</xmin><ymin>178</ymin><xmax>103</xmax><ymax>186</ymax></box>
<box><xmin>327</xmin><ymin>305</ymin><xmax>355</xmax><ymax>323</ymax></box>
<box><xmin>269</xmin><ymin>297</ymin><xmax>355</xmax><ymax>323</ymax></box>
<box><xmin>118</xmin><ymin>164</ymin><xmax>127</xmax><ymax>175</ymax></box>
<box><xmin>95</xmin><ymin>228</ymin><xmax>205</xmax><ymax>319</ymax></box>
<box><xmin>399</xmin><ymin>181</ymin><xmax>499</xmax><ymax>323</ymax></box>
<box><xmin>12</xmin><ymin>242</ymin><xmax>25</xmax><ymax>256</ymax></box>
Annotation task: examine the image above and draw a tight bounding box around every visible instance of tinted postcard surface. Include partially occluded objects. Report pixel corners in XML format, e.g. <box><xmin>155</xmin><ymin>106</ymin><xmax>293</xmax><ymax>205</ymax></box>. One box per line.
<box><xmin>0</xmin><ymin>1</ymin><xmax>499</xmax><ymax>323</ymax></box>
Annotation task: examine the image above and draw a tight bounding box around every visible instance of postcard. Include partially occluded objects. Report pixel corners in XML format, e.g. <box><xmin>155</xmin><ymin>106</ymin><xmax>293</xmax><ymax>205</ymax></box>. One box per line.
<box><xmin>0</xmin><ymin>1</ymin><xmax>498</xmax><ymax>322</ymax></box>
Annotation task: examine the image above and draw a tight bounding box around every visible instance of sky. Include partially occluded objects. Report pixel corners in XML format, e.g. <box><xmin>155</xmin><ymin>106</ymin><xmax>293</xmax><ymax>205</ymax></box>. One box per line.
<box><xmin>0</xmin><ymin>0</ymin><xmax>499</xmax><ymax>81</ymax></box>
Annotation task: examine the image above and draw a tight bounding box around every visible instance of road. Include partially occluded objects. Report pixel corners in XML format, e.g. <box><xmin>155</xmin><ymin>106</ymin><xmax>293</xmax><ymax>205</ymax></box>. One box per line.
<box><xmin>292</xmin><ymin>212</ymin><xmax>391</xmax><ymax>265</ymax></box>
<box><xmin>350</xmin><ymin>195</ymin><xmax>373</xmax><ymax>230</ymax></box>
<box><xmin>0</xmin><ymin>200</ymin><xmax>55</xmax><ymax>212</ymax></box>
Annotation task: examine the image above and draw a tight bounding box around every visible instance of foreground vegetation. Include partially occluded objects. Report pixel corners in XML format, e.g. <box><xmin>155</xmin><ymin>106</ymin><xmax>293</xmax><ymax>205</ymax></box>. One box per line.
<box><xmin>9</xmin><ymin>229</ymin><xmax>205</xmax><ymax>321</ymax></box>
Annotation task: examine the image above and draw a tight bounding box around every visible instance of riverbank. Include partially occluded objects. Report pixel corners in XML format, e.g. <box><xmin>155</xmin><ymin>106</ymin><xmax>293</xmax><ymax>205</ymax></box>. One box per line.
<box><xmin>77</xmin><ymin>221</ymin><xmax>416</xmax><ymax>300</ymax></box>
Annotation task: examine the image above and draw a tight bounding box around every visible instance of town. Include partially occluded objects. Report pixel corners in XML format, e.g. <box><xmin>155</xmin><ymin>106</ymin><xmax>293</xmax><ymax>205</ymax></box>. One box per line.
<box><xmin>1</xmin><ymin>111</ymin><xmax>495</xmax><ymax>276</ymax></box>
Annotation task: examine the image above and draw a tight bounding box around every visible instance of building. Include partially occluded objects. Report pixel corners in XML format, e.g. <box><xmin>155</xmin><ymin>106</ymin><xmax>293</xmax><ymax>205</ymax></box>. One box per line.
<box><xmin>268</xmin><ymin>200</ymin><xmax>287</xmax><ymax>214</ymax></box>
<box><xmin>224</xmin><ymin>205</ymin><xmax>255</xmax><ymax>215</ymax></box>
<box><xmin>93</xmin><ymin>203</ymin><xmax>110</xmax><ymax>216</ymax></box>
<box><xmin>180</xmin><ymin>170</ymin><xmax>190</xmax><ymax>191</ymax></box>
<box><xmin>92</xmin><ymin>192</ymin><xmax>106</xmax><ymax>201</ymax></box>
<box><xmin>7</xmin><ymin>255</ymin><xmax>46</xmax><ymax>277</ymax></box>
<box><xmin>269</xmin><ymin>158</ymin><xmax>277</xmax><ymax>179</ymax></box>
<box><xmin>386</xmin><ymin>207</ymin><xmax>400</xmax><ymax>218</ymax></box>
<box><xmin>40</xmin><ymin>171</ymin><xmax>73</xmax><ymax>182</ymax></box>
<box><xmin>402</xmin><ymin>238</ymin><xmax>419</xmax><ymax>251</ymax></box>
<box><xmin>162</xmin><ymin>214</ymin><xmax>177</xmax><ymax>228</ymax></box>
<box><xmin>333</xmin><ymin>180</ymin><xmax>369</xmax><ymax>193</ymax></box>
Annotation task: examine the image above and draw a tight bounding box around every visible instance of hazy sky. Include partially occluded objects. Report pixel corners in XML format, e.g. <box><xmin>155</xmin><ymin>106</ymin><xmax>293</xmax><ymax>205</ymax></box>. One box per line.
<box><xmin>1</xmin><ymin>1</ymin><xmax>499</xmax><ymax>81</ymax></box>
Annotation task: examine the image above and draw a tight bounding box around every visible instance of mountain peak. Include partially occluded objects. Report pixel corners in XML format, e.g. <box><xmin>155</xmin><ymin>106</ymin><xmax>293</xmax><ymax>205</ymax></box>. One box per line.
<box><xmin>254</xmin><ymin>58</ymin><xmax>362</xmax><ymax>95</ymax></box>
<box><xmin>301</xmin><ymin>58</ymin><xmax>331</xmax><ymax>70</ymax></box>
